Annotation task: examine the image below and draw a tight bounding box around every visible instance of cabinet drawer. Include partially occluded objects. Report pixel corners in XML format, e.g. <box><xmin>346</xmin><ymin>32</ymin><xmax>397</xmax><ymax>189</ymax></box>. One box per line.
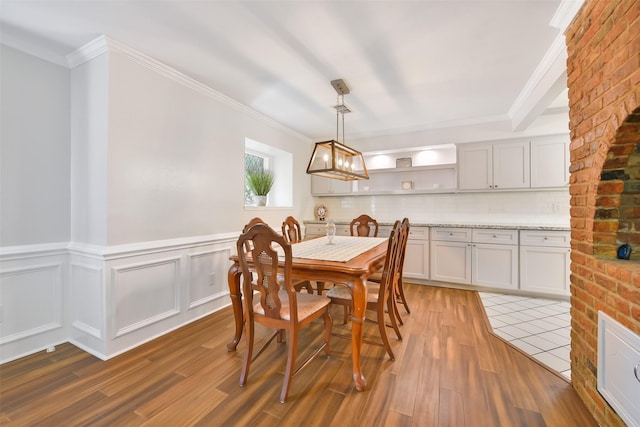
<box><xmin>472</xmin><ymin>229</ymin><xmax>518</xmax><ymax>244</ymax></box>
<box><xmin>336</xmin><ymin>225</ymin><xmax>351</xmax><ymax>236</ymax></box>
<box><xmin>520</xmin><ymin>230</ymin><xmax>570</xmax><ymax>247</ymax></box>
<box><xmin>378</xmin><ymin>225</ymin><xmax>393</xmax><ymax>238</ymax></box>
<box><xmin>304</xmin><ymin>225</ymin><xmax>326</xmax><ymax>238</ymax></box>
<box><xmin>408</xmin><ymin>226</ymin><xmax>429</xmax><ymax>240</ymax></box>
<box><xmin>431</xmin><ymin>227</ymin><xmax>472</xmax><ymax>242</ymax></box>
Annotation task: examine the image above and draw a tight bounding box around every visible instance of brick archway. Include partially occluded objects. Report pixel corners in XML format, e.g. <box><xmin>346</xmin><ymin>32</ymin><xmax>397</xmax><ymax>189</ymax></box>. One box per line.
<box><xmin>567</xmin><ymin>1</ymin><xmax>640</xmax><ymax>426</ymax></box>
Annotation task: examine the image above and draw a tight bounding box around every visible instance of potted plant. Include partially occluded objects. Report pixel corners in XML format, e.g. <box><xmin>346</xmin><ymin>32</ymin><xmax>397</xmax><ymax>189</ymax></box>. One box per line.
<box><xmin>246</xmin><ymin>168</ymin><xmax>275</xmax><ymax>206</ymax></box>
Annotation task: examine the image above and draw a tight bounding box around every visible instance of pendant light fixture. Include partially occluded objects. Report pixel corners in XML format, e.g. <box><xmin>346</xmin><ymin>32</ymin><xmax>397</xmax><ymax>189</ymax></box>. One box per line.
<box><xmin>306</xmin><ymin>79</ymin><xmax>369</xmax><ymax>181</ymax></box>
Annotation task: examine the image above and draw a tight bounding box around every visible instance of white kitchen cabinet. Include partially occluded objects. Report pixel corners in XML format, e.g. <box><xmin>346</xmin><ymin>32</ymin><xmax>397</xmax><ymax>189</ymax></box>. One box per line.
<box><xmin>310</xmin><ymin>175</ymin><xmax>352</xmax><ymax>195</ymax></box>
<box><xmin>531</xmin><ymin>137</ymin><xmax>569</xmax><ymax>188</ymax></box>
<box><xmin>430</xmin><ymin>228</ymin><xmax>472</xmax><ymax>284</ymax></box>
<box><xmin>457</xmin><ymin>141</ymin><xmax>530</xmax><ymax>190</ymax></box>
<box><xmin>471</xmin><ymin>229</ymin><xmax>519</xmax><ymax>290</ymax></box>
<box><xmin>519</xmin><ymin>230</ymin><xmax>571</xmax><ymax>296</ymax></box>
<box><xmin>403</xmin><ymin>226</ymin><xmax>429</xmax><ymax>280</ymax></box>
<box><xmin>431</xmin><ymin>227</ymin><xmax>518</xmax><ymax>289</ymax></box>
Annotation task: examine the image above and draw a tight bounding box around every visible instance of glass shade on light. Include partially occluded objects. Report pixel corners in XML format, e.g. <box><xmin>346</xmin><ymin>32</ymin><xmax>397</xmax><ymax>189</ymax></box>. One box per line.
<box><xmin>306</xmin><ymin>140</ymin><xmax>369</xmax><ymax>181</ymax></box>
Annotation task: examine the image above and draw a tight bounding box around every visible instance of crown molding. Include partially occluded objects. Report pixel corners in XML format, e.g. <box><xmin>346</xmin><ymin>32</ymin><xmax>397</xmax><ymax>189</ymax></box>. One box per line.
<box><xmin>508</xmin><ymin>33</ymin><xmax>567</xmax><ymax>122</ymax></box>
<box><xmin>65</xmin><ymin>35</ymin><xmax>311</xmax><ymax>142</ymax></box>
<box><xmin>550</xmin><ymin>0</ymin><xmax>586</xmax><ymax>32</ymax></box>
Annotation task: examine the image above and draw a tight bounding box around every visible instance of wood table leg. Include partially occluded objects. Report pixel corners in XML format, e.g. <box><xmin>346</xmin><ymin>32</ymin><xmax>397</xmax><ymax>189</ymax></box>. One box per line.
<box><xmin>351</xmin><ymin>276</ymin><xmax>368</xmax><ymax>391</ymax></box>
<box><xmin>226</xmin><ymin>263</ymin><xmax>243</xmax><ymax>352</ymax></box>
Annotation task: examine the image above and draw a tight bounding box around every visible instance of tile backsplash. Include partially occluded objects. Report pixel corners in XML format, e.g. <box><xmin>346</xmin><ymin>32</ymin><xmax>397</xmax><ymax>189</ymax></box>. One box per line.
<box><xmin>313</xmin><ymin>190</ymin><xmax>570</xmax><ymax>226</ymax></box>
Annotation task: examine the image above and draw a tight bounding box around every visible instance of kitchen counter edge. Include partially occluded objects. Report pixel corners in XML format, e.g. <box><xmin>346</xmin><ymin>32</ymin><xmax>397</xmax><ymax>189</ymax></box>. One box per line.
<box><xmin>303</xmin><ymin>220</ymin><xmax>570</xmax><ymax>232</ymax></box>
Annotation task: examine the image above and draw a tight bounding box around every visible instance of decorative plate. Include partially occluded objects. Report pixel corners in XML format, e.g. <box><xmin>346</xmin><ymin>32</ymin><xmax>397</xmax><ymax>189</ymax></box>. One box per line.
<box><xmin>314</xmin><ymin>204</ymin><xmax>328</xmax><ymax>221</ymax></box>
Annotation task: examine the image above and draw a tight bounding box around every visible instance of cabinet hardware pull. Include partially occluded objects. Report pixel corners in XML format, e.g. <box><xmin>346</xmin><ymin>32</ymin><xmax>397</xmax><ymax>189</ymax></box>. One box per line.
<box><xmin>635</xmin><ymin>362</ymin><xmax>640</xmax><ymax>383</ymax></box>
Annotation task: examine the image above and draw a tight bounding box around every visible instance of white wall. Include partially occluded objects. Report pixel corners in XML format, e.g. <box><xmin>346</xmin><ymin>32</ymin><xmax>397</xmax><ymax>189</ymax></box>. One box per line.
<box><xmin>106</xmin><ymin>48</ymin><xmax>313</xmax><ymax>245</ymax></box>
<box><xmin>0</xmin><ymin>38</ymin><xmax>316</xmax><ymax>363</ymax></box>
<box><xmin>1</xmin><ymin>45</ymin><xmax>70</xmax><ymax>246</ymax></box>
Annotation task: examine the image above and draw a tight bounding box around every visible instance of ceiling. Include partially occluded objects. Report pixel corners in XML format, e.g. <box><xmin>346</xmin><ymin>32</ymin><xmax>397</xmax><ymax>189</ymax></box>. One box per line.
<box><xmin>0</xmin><ymin>1</ymin><xmax>579</xmax><ymax>141</ymax></box>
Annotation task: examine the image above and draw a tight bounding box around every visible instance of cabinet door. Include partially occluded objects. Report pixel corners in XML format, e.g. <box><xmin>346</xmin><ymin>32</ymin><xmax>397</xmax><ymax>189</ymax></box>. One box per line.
<box><xmin>457</xmin><ymin>143</ymin><xmax>492</xmax><ymax>190</ymax></box>
<box><xmin>472</xmin><ymin>243</ymin><xmax>518</xmax><ymax>289</ymax></box>
<box><xmin>520</xmin><ymin>246</ymin><xmax>571</xmax><ymax>295</ymax></box>
<box><xmin>336</xmin><ymin>225</ymin><xmax>351</xmax><ymax>236</ymax></box>
<box><xmin>493</xmin><ymin>141</ymin><xmax>530</xmax><ymax>189</ymax></box>
<box><xmin>404</xmin><ymin>239</ymin><xmax>429</xmax><ymax>280</ymax></box>
<box><xmin>430</xmin><ymin>240</ymin><xmax>471</xmax><ymax>284</ymax></box>
<box><xmin>531</xmin><ymin>138</ymin><xmax>569</xmax><ymax>188</ymax></box>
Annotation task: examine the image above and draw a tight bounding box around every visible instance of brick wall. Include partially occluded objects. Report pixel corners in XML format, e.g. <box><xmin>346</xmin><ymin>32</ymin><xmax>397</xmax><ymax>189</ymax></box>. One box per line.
<box><xmin>566</xmin><ymin>0</ymin><xmax>640</xmax><ymax>425</ymax></box>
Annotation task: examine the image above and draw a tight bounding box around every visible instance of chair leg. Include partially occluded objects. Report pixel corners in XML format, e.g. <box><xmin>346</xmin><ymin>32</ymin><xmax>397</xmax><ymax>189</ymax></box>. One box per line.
<box><xmin>323</xmin><ymin>310</ymin><xmax>332</xmax><ymax>356</ymax></box>
<box><xmin>397</xmin><ymin>279</ymin><xmax>410</xmax><ymax>313</ymax></box>
<box><xmin>387</xmin><ymin>292</ymin><xmax>402</xmax><ymax>341</ymax></box>
<box><xmin>280</xmin><ymin>328</ymin><xmax>297</xmax><ymax>403</ymax></box>
<box><xmin>393</xmin><ymin>278</ymin><xmax>404</xmax><ymax>326</ymax></box>
<box><xmin>240</xmin><ymin>315</ymin><xmax>255</xmax><ymax>386</ymax></box>
<box><xmin>376</xmin><ymin>302</ymin><xmax>395</xmax><ymax>360</ymax></box>
<box><xmin>393</xmin><ymin>292</ymin><xmax>403</xmax><ymax>326</ymax></box>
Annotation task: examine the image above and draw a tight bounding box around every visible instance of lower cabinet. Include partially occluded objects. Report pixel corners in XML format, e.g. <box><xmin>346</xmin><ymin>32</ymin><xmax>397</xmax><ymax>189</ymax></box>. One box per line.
<box><xmin>430</xmin><ymin>227</ymin><xmax>518</xmax><ymax>289</ymax></box>
<box><xmin>471</xmin><ymin>229</ymin><xmax>519</xmax><ymax>290</ymax></box>
<box><xmin>305</xmin><ymin>222</ymin><xmax>570</xmax><ymax>297</ymax></box>
<box><xmin>403</xmin><ymin>226</ymin><xmax>429</xmax><ymax>280</ymax></box>
<box><xmin>430</xmin><ymin>228</ymin><xmax>472</xmax><ymax>284</ymax></box>
<box><xmin>519</xmin><ymin>230</ymin><xmax>571</xmax><ymax>296</ymax></box>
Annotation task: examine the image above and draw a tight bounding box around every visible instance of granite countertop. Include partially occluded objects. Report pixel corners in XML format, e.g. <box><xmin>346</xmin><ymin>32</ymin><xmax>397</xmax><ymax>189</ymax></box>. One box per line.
<box><xmin>303</xmin><ymin>220</ymin><xmax>570</xmax><ymax>231</ymax></box>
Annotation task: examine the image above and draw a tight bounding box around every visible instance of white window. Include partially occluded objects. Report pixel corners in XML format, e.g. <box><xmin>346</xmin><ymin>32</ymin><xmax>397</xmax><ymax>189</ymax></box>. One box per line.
<box><xmin>244</xmin><ymin>138</ymin><xmax>293</xmax><ymax>208</ymax></box>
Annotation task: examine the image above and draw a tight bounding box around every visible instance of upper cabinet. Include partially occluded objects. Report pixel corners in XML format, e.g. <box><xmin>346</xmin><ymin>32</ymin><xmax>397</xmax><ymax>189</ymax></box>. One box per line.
<box><xmin>530</xmin><ymin>137</ymin><xmax>570</xmax><ymax>188</ymax></box>
<box><xmin>458</xmin><ymin>141</ymin><xmax>530</xmax><ymax>190</ymax></box>
<box><xmin>311</xmin><ymin>136</ymin><xmax>569</xmax><ymax>196</ymax></box>
<box><xmin>457</xmin><ymin>136</ymin><xmax>569</xmax><ymax>191</ymax></box>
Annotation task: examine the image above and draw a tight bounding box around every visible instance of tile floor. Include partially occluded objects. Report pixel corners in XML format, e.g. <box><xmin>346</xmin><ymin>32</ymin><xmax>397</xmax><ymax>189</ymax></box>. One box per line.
<box><xmin>478</xmin><ymin>292</ymin><xmax>572</xmax><ymax>379</ymax></box>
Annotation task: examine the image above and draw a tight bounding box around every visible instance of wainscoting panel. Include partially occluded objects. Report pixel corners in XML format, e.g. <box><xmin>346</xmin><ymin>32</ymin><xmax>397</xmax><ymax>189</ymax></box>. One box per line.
<box><xmin>1</xmin><ymin>234</ymin><xmax>237</xmax><ymax>362</ymax></box>
<box><xmin>111</xmin><ymin>256</ymin><xmax>181</xmax><ymax>338</ymax></box>
<box><xmin>187</xmin><ymin>248</ymin><xmax>231</xmax><ymax>310</ymax></box>
<box><xmin>0</xmin><ymin>244</ymin><xmax>69</xmax><ymax>364</ymax></box>
<box><xmin>70</xmin><ymin>263</ymin><xmax>104</xmax><ymax>339</ymax></box>
<box><xmin>0</xmin><ymin>263</ymin><xmax>63</xmax><ymax>344</ymax></box>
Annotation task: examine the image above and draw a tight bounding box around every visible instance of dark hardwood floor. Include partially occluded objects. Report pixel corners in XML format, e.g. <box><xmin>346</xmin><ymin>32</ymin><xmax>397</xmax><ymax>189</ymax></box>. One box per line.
<box><xmin>0</xmin><ymin>284</ymin><xmax>596</xmax><ymax>426</ymax></box>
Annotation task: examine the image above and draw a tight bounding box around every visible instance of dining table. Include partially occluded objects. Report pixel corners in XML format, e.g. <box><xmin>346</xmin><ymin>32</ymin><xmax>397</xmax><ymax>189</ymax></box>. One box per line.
<box><xmin>226</xmin><ymin>234</ymin><xmax>388</xmax><ymax>391</ymax></box>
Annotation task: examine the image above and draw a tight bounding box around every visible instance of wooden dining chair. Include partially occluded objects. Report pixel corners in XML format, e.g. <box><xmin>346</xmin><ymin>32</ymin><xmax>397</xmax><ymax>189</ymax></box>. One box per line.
<box><xmin>326</xmin><ymin>220</ymin><xmax>402</xmax><ymax>360</ymax></box>
<box><xmin>350</xmin><ymin>214</ymin><xmax>379</xmax><ymax>237</ymax></box>
<box><xmin>237</xmin><ymin>222</ymin><xmax>332</xmax><ymax>403</ymax></box>
<box><xmin>395</xmin><ymin>218</ymin><xmax>411</xmax><ymax>315</ymax></box>
<box><xmin>281</xmin><ymin>216</ymin><xmax>316</xmax><ymax>294</ymax></box>
<box><xmin>369</xmin><ymin>217</ymin><xmax>411</xmax><ymax>325</ymax></box>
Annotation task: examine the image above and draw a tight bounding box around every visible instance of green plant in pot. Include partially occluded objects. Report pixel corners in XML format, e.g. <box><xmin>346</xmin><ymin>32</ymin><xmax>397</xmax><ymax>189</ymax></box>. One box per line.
<box><xmin>246</xmin><ymin>168</ymin><xmax>275</xmax><ymax>206</ymax></box>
